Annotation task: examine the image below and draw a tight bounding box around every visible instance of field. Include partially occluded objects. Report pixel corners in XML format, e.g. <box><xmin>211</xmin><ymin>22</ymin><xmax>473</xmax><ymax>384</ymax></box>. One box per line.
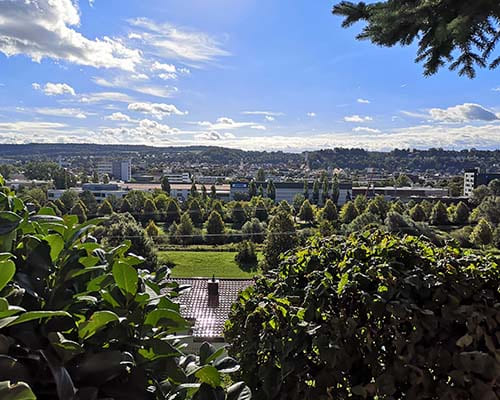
<box><xmin>158</xmin><ymin>250</ymin><xmax>262</xmax><ymax>279</ymax></box>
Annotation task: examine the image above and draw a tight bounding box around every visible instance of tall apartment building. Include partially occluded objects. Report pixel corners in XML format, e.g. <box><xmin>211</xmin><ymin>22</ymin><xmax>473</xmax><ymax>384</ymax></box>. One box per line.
<box><xmin>96</xmin><ymin>160</ymin><xmax>131</xmax><ymax>182</ymax></box>
<box><xmin>464</xmin><ymin>168</ymin><xmax>500</xmax><ymax>197</ymax></box>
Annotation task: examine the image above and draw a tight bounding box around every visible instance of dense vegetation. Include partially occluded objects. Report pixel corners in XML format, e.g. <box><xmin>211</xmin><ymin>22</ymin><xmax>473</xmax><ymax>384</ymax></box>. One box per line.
<box><xmin>226</xmin><ymin>231</ymin><xmax>500</xmax><ymax>399</ymax></box>
<box><xmin>0</xmin><ymin>176</ymin><xmax>251</xmax><ymax>399</ymax></box>
<box><xmin>2</xmin><ymin>144</ymin><xmax>500</xmax><ymax>174</ymax></box>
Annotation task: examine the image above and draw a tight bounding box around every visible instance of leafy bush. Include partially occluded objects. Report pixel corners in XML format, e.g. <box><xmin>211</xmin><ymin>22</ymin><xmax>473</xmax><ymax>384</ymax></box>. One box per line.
<box><xmin>225</xmin><ymin>230</ymin><xmax>499</xmax><ymax>400</ymax></box>
<box><xmin>0</xmin><ymin>177</ymin><xmax>251</xmax><ymax>400</ymax></box>
<box><xmin>235</xmin><ymin>241</ymin><xmax>258</xmax><ymax>267</ymax></box>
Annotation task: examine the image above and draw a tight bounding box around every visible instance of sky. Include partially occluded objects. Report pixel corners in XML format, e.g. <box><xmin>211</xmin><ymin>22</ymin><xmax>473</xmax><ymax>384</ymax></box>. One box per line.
<box><xmin>0</xmin><ymin>0</ymin><xmax>500</xmax><ymax>152</ymax></box>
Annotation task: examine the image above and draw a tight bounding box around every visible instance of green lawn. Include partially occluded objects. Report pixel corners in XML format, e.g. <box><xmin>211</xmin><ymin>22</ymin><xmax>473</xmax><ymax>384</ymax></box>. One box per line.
<box><xmin>158</xmin><ymin>251</ymin><xmax>262</xmax><ymax>279</ymax></box>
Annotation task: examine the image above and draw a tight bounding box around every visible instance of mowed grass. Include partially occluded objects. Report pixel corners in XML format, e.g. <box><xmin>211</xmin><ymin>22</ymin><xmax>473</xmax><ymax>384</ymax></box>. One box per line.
<box><xmin>158</xmin><ymin>251</ymin><xmax>262</xmax><ymax>279</ymax></box>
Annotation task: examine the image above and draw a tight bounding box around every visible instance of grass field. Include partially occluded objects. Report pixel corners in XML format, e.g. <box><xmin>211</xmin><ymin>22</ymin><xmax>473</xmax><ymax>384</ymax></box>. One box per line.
<box><xmin>158</xmin><ymin>251</ymin><xmax>262</xmax><ymax>279</ymax></box>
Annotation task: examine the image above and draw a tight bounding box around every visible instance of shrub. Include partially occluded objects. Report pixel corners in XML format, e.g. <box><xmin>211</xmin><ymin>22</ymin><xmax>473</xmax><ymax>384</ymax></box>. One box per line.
<box><xmin>429</xmin><ymin>201</ymin><xmax>449</xmax><ymax>225</ymax></box>
<box><xmin>0</xmin><ymin>178</ymin><xmax>251</xmax><ymax>399</ymax></box>
<box><xmin>205</xmin><ymin>210</ymin><xmax>225</xmax><ymax>245</ymax></box>
<box><xmin>469</xmin><ymin>218</ymin><xmax>493</xmax><ymax>247</ymax></box>
<box><xmin>235</xmin><ymin>241</ymin><xmax>258</xmax><ymax>267</ymax></box>
<box><xmin>226</xmin><ymin>231</ymin><xmax>499</xmax><ymax>400</ymax></box>
<box><xmin>242</xmin><ymin>218</ymin><xmax>265</xmax><ymax>243</ymax></box>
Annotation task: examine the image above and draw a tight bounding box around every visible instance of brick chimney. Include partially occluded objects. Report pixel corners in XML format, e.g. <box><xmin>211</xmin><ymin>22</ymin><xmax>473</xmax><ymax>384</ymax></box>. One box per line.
<box><xmin>207</xmin><ymin>275</ymin><xmax>219</xmax><ymax>307</ymax></box>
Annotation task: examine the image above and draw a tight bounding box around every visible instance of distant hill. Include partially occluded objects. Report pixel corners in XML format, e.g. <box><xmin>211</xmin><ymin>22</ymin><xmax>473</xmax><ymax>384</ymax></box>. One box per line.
<box><xmin>1</xmin><ymin>143</ymin><xmax>499</xmax><ymax>173</ymax></box>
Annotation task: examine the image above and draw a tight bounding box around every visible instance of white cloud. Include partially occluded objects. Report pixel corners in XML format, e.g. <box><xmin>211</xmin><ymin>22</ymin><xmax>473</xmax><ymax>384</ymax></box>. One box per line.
<box><xmin>129</xmin><ymin>18</ymin><xmax>229</xmax><ymax>63</ymax></box>
<box><xmin>307</xmin><ymin>112</ymin><xmax>316</xmax><ymax>117</ymax></box>
<box><xmin>242</xmin><ymin>111</ymin><xmax>284</xmax><ymax>117</ymax></box>
<box><xmin>33</xmin><ymin>82</ymin><xmax>76</xmax><ymax>96</ymax></box>
<box><xmin>105</xmin><ymin>112</ymin><xmax>132</xmax><ymax>122</ymax></box>
<box><xmin>353</xmin><ymin>126</ymin><xmax>381</xmax><ymax>133</ymax></box>
<box><xmin>429</xmin><ymin>103</ymin><xmax>499</xmax><ymax>122</ymax></box>
<box><xmin>357</xmin><ymin>98</ymin><xmax>370</xmax><ymax>104</ymax></box>
<box><xmin>344</xmin><ymin>115</ymin><xmax>373</xmax><ymax>123</ymax></box>
<box><xmin>35</xmin><ymin>107</ymin><xmax>87</xmax><ymax>119</ymax></box>
<box><xmin>128</xmin><ymin>102</ymin><xmax>187</xmax><ymax>119</ymax></box>
<box><xmin>0</xmin><ymin>0</ymin><xmax>141</xmax><ymax>71</ymax></box>
<box><xmin>92</xmin><ymin>77</ymin><xmax>177</xmax><ymax>98</ymax></box>
<box><xmin>195</xmin><ymin>131</ymin><xmax>236</xmax><ymax>141</ymax></box>
<box><xmin>79</xmin><ymin>92</ymin><xmax>135</xmax><ymax>104</ymax></box>
<box><xmin>151</xmin><ymin>61</ymin><xmax>177</xmax><ymax>73</ymax></box>
<box><xmin>265</xmin><ymin>116</ymin><xmax>275</xmax><ymax>122</ymax></box>
<box><xmin>197</xmin><ymin>117</ymin><xmax>265</xmax><ymax>131</ymax></box>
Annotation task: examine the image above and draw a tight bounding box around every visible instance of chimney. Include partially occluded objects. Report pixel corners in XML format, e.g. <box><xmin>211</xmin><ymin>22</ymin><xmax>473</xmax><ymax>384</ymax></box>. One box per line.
<box><xmin>207</xmin><ymin>275</ymin><xmax>219</xmax><ymax>307</ymax></box>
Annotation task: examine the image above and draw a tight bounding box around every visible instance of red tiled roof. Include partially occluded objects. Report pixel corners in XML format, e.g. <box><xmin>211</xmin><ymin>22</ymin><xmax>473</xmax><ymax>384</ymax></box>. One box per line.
<box><xmin>167</xmin><ymin>278</ymin><xmax>253</xmax><ymax>340</ymax></box>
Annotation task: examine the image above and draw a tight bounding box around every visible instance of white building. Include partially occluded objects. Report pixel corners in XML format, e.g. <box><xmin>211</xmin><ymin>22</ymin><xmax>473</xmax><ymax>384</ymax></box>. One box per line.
<box><xmin>48</xmin><ymin>183</ymin><xmax>128</xmax><ymax>204</ymax></box>
<box><xmin>162</xmin><ymin>172</ymin><xmax>191</xmax><ymax>184</ymax></box>
<box><xmin>96</xmin><ymin>160</ymin><xmax>132</xmax><ymax>182</ymax></box>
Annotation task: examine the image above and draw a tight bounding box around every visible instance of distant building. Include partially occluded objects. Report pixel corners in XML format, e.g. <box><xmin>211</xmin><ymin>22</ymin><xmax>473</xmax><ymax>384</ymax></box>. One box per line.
<box><xmin>464</xmin><ymin>168</ymin><xmax>500</xmax><ymax>197</ymax></box>
<box><xmin>230</xmin><ymin>181</ymin><xmax>353</xmax><ymax>206</ymax></box>
<box><xmin>119</xmin><ymin>182</ymin><xmax>231</xmax><ymax>202</ymax></box>
<box><xmin>96</xmin><ymin>160</ymin><xmax>131</xmax><ymax>182</ymax></box>
<box><xmin>352</xmin><ymin>186</ymin><xmax>449</xmax><ymax>202</ymax></box>
<box><xmin>161</xmin><ymin>172</ymin><xmax>191</xmax><ymax>184</ymax></box>
<box><xmin>48</xmin><ymin>183</ymin><xmax>128</xmax><ymax>204</ymax></box>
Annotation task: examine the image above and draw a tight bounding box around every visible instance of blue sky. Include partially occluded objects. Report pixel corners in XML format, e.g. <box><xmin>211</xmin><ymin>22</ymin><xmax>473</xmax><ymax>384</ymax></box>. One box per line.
<box><xmin>0</xmin><ymin>0</ymin><xmax>499</xmax><ymax>151</ymax></box>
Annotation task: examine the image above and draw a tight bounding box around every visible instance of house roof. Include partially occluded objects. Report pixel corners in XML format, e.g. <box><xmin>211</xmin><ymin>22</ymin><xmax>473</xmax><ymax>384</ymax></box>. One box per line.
<box><xmin>167</xmin><ymin>278</ymin><xmax>253</xmax><ymax>340</ymax></box>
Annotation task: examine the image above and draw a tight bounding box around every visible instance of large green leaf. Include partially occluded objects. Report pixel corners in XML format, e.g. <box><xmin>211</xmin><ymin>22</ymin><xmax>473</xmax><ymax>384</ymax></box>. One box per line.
<box><xmin>7</xmin><ymin>310</ymin><xmax>71</xmax><ymax>327</ymax></box>
<box><xmin>144</xmin><ymin>309</ymin><xmax>188</xmax><ymax>330</ymax></box>
<box><xmin>44</xmin><ymin>234</ymin><xmax>65</xmax><ymax>262</ymax></box>
<box><xmin>0</xmin><ymin>212</ymin><xmax>22</xmax><ymax>236</ymax></box>
<box><xmin>0</xmin><ymin>259</ymin><xmax>15</xmax><ymax>292</ymax></box>
<box><xmin>0</xmin><ymin>381</ymin><xmax>36</xmax><ymax>400</ymax></box>
<box><xmin>49</xmin><ymin>332</ymin><xmax>84</xmax><ymax>363</ymax></box>
<box><xmin>213</xmin><ymin>357</ymin><xmax>240</xmax><ymax>373</ymax></box>
<box><xmin>112</xmin><ymin>261</ymin><xmax>138</xmax><ymax>297</ymax></box>
<box><xmin>78</xmin><ymin>311</ymin><xmax>119</xmax><ymax>340</ymax></box>
<box><xmin>226</xmin><ymin>382</ymin><xmax>252</xmax><ymax>400</ymax></box>
<box><xmin>194</xmin><ymin>366</ymin><xmax>221</xmax><ymax>388</ymax></box>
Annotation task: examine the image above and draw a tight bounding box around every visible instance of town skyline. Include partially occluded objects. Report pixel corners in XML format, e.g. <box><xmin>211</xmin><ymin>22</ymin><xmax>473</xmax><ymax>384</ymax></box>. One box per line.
<box><xmin>1</xmin><ymin>0</ymin><xmax>500</xmax><ymax>151</ymax></box>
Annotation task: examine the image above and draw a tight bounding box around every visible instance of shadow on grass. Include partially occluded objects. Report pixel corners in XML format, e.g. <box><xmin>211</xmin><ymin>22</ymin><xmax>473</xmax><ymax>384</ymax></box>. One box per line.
<box><xmin>237</xmin><ymin>261</ymin><xmax>259</xmax><ymax>273</ymax></box>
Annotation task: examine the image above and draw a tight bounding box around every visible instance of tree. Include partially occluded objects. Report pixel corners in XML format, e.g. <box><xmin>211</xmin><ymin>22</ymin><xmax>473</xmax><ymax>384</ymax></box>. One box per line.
<box><xmin>165</xmin><ymin>199</ymin><xmax>182</xmax><ymax>225</ymax></box>
<box><xmin>353</xmin><ymin>194</ymin><xmax>367</xmax><ymax>214</ymax></box>
<box><xmin>205</xmin><ymin>210</ymin><xmax>225</xmax><ymax>245</ymax></box>
<box><xmin>472</xmin><ymin>196</ymin><xmax>500</xmax><ymax>225</ymax></box>
<box><xmin>188</xmin><ymin>199</ymin><xmax>203</xmax><ymax>225</ymax></box>
<box><xmin>176</xmin><ymin>212</ymin><xmax>194</xmax><ymax>245</ymax></box>
<box><xmin>242</xmin><ymin>218</ymin><xmax>265</xmax><ymax>243</ymax></box>
<box><xmin>298</xmin><ymin>199</ymin><xmax>315</xmax><ymax>223</ymax></box>
<box><xmin>235</xmin><ymin>241</ymin><xmax>258</xmax><ymax>268</ymax></box>
<box><xmin>145</xmin><ymin>220</ymin><xmax>160</xmax><ymax>237</ymax></box>
<box><xmin>256</xmin><ymin>168</ymin><xmax>266</xmax><ymax>182</ymax></box>
<box><xmin>390</xmin><ymin>200</ymin><xmax>405</xmax><ymax>214</ymax></box>
<box><xmin>488</xmin><ymin>178</ymin><xmax>500</xmax><ymax>196</ymax></box>
<box><xmin>395</xmin><ymin>174</ymin><xmax>411</xmax><ymax>187</ymax></box>
<box><xmin>248</xmin><ymin>180</ymin><xmax>257</xmax><ymax>198</ymax></box>
<box><xmin>231</xmin><ymin>201</ymin><xmax>247</xmax><ymax>228</ymax></box>
<box><xmin>331</xmin><ymin>175</ymin><xmax>340</xmax><ymax>204</ymax></box>
<box><xmin>254</xmin><ymin>198</ymin><xmax>268</xmax><ymax>222</ymax></box>
<box><xmin>278</xmin><ymin>200</ymin><xmax>293</xmax><ymax>215</ymax></box>
<box><xmin>0</xmin><ymin>164</ymin><xmax>11</xmax><ymax>179</ymax></box>
<box><xmin>97</xmin><ymin>199</ymin><xmax>113</xmax><ymax>216</ymax></box>
<box><xmin>154</xmin><ymin>193</ymin><xmax>169</xmax><ymax>214</ymax></box>
<box><xmin>267</xmin><ymin>180</ymin><xmax>276</xmax><ymax>201</ymax></box>
<box><xmin>263</xmin><ymin>210</ymin><xmax>297</xmax><ymax>268</ymax></box>
<box><xmin>161</xmin><ymin>176</ymin><xmax>171</xmax><ymax>195</ymax></box>
<box><xmin>469</xmin><ymin>218</ymin><xmax>493</xmax><ymax>247</ymax></box>
<box><xmin>292</xmin><ymin>194</ymin><xmax>305</xmax><ymax>215</ymax></box>
<box><xmin>79</xmin><ymin>190</ymin><xmax>97</xmax><ymax>215</ymax></box>
<box><xmin>303</xmin><ymin>180</ymin><xmax>309</xmax><ymax>200</ymax></box>
<box><xmin>190</xmin><ymin>182</ymin><xmax>198</xmax><ymax>198</ymax></box>
<box><xmin>144</xmin><ymin>198</ymin><xmax>158</xmax><ymax>221</ymax></box>
<box><xmin>471</xmin><ymin>185</ymin><xmax>491</xmax><ymax>206</ymax></box>
<box><xmin>322</xmin><ymin>199</ymin><xmax>338</xmax><ymax>222</ymax></box>
<box><xmin>102</xmin><ymin>174</ymin><xmax>110</xmax><ymax>184</ymax></box>
<box><xmin>23</xmin><ymin>188</ymin><xmax>47</xmax><ymax>206</ymax></box>
<box><xmin>257</xmin><ymin>185</ymin><xmax>264</xmax><ymax>198</ymax></box>
<box><xmin>53</xmin><ymin>167</ymin><xmax>74</xmax><ymax>189</ymax></box>
<box><xmin>312</xmin><ymin>179</ymin><xmax>320</xmax><ymax>204</ymax></box>
<box><xmin>201</xmin><ymin>184</ymin><xmax>208</xmax><ymax>200</ymax></box>
<box><xmin>59</xmin><ymin>190</ymin><xmax>79</xmax><ymax>213</ymax></box>
<box><xmin>210</xmin><ymin>184</ymin><xmax>217</xmax><ymax>199</ymax></box>
<box><xmin>409</xmin><ymin>203</ymin><xmax>426</xmax><ymax>222</ymax></box>
<box><xmin>333</xmin><ymin>0</ymin><xmax>500</xmax><ymax>78</ymax></box>
<box><xmin>453</xmin><ymin>201</ymin><xmax>470</xmax><ymax>225</ymax></box>
<box><xmin>430</xmin><ymin>201</ymin><xmax>449</xmax><ymax>225</ymax></box>
<box><xmin>92</xmin><ymin>171</ymin><xmax>99</xmax><ymax>183</ymax></box>
<box><xmin>340</xmin><ymin>201</ymin><xmax>358</xmax><ymax>224</ymax></box>
<box><xmin>120</xmin><ymin>198</ymin><xmax>133</xmax><ymax>213</ymax></box>
<box><xmin>321</xmin><ymin>178</ymin><xmax>330</xmax><ymax>205</ymax></box>
<box><xmin>70</xmin><ymin>201</ymin><xmax>87</xmax><ymax>223</ymax></box>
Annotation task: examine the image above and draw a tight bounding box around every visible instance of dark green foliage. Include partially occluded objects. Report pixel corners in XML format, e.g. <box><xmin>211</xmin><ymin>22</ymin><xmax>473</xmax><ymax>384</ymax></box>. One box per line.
<box><xmin>0</xmin><ymin>180</ymin><xmax>250</xmax><ymax>399</ymax></box>
<box><xmin>59</xmin><ymin>190</ymin><xmax>79</xmax><ymax>214</ymax></box>
<box><xmin>79</xmin><ymin>190</ymin><xmax>98</xmax><ymax>215</ymax></box>
<box><xmin>344</xmin><ymin>211</ymin><xmax>380</xmax><ymax>233</ymax></box>
<box><xmin>312</xmin><ymin>179</ymin><xmax>320</xmax><ymax>205</ymax></box>
<box><xmin>145</xmin><ymin>219</ymin><xmax>160</xmax><ymax>237</ymax></box>
<box><xmin>353</xmin><ymin>194</ymin><xmax>367</xmax><ymax>214</ymax></box>
<box><xmin>469</xmin><ymin>218</ymin><xmax>493</xmax><ymax>246</ymax></box>
<box><xmin>23</xmin><ymin>161</ymin><xmax>59</xmax><ymax>180</ymax></box>
<box><xmin>267</xmin><ymin>180</ymin><xmax>276</xmax><ymax>201</ymax></box>
<box><xmin>210</xmin><ymin>185</ymin><xmax>217</xmax><ymax>199</ymax></box>
<box><xmin>321</xmin><ymin>199</ymin><xmax>337</xmax><ymax>222</ymax></box>
<box><xmin>429</xmin><ymin>201</ymin><xmax>449</xmax><ymax>225</ymax></box>
<box><xmin>473</xmin><ymin>196</ymin><xmax>500</xmax><ymax>225</ymax></box>
<box><xmin>409</xmin><ymin>203</ymin><xmax>426</xmax><ymax>222</ymax></box>
<box><xmin>471</xmin><ymin>185</ymin><xmax>491</xmax><ymax>206</ymax></box>
<box><xmin>248</xmin><ymin>181</ymin><xmax>257</xmax><ymax>199</ymax></box>
<box><xmin>263</xmin><ymin>211</ymin><xmax>297</xmax><ymax>268</ymax></box>
<box><xmin>144</xmin><ymin>198</ymin><xmax>158</xmax><ymax>221</ymax></box>
<box><xmin>333</xmin><ymin>0</ymin><xmax>500</xmax><ymax>78</ymax></box>
<box><xmin>453</xmin><ymin>201</ymin><xmax>470</xmax><ymax>225</ymax></box>
<box><xmin>253</xmin><ymin>199</ymin><xmax>268</xmax><ymax>222</ymax></box>
<box><xmin>226</xmin><ymin>231</ymin><xmax>500</xmax><ymax>399</ymax></box>
<box><xmin>395</xmin><ymin>174</ymin><xmax>411</xmax><ymax>187</ymax></box>
<box><xmin>190</xmin><ymin>182</ymin><xmax>198</xmax><ymax>198</ymax></box>
<box><xmin>321</xmin><ymin>178</ymin><xmax>329</xmax><ymax>205</ymax></box>
<box><xmin>331</xmin><ymin>175</ymin><xmax>340</xmax><ymax>204</ymax></box>
<box><xmin>298</xmin><ymin>199</ymin><xmax>315</xmax><ymax>223</ymax></box>
<box><xmin>205</xmin><ymin>211</ymin><xmax>225</xmax><ymax>245</ymax></box>
<box><xmin>488</xmin><ymin>178</ymin><xmax>500</xmax><ymax>196</ymax></box>
<box><xmin>120</xmin><ymin>198</ymin><xmax>133</xmax><ymax>213</ymax></box>
<box><xmin>165</xmin><ymin>199</ymin><xmax>182</xmax><ymax>225</ymax></box>
<box><xmin>235</xmin><ymin>241</ymin><xmax>258</xmax><ymax>267</ymax></box>
<box><xmin>94</xmin><ymin>213</ymin><xmax>158</xmax><ymax>271</ymax></box>
<box><xmin>70</xmin><ymin>201</ymin><xmax>87</xmax><ymax>223</ymax></box>
<box><xmin>0</xmin><ymin>164</ymin><xmax>11</xmax><ymax>179</ymax></box>
<box><xmin>161</xmin><ymin>176</ymin><xmax>171</xmax><ymax>195</ymax></box>
<box><xmin>154</xmin><ymin>194</ymin><xmax>169</xmax><ymax>214</ymax></box>
<box><xmin>97</xmin><ymin>199</ymin><xmax>113</xmax><ymax>216</ymax></box>
<box><xmin>231</xmin><ymin>202</ymin><xmax>247</xmax><ymax>228</ymax></box>
<box><xmin>339</xmin><ymin>201</ymin><xmax>358</xmax><ymax>224</ymax></box>
<box><xmin>256</xmin><ymin>168</ymin><xmax>266</xmax><ymax>182</ymax></box>
<box><xmin>53</xmin><ymin>167</ymin><xmax>76</xmax><ymax>190</ymax></box>
<box><xmin>303</xmin><ymin>180</ymin><xmax>309</xmax><ymax>200</ymax></box>
<box><xmin>241</xmin><ymin>218</ymin><xmax>265</xmax><ymax>243</ymax></box>
<box><xmin>292</xmin><ymin>194</ymin><xmax>305</xmax><ymax>215</ymax></box>
<box><xmin>176</xmin><ymin>212</ymin><xmax>195</xmax><ymax>246</ymax></box>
